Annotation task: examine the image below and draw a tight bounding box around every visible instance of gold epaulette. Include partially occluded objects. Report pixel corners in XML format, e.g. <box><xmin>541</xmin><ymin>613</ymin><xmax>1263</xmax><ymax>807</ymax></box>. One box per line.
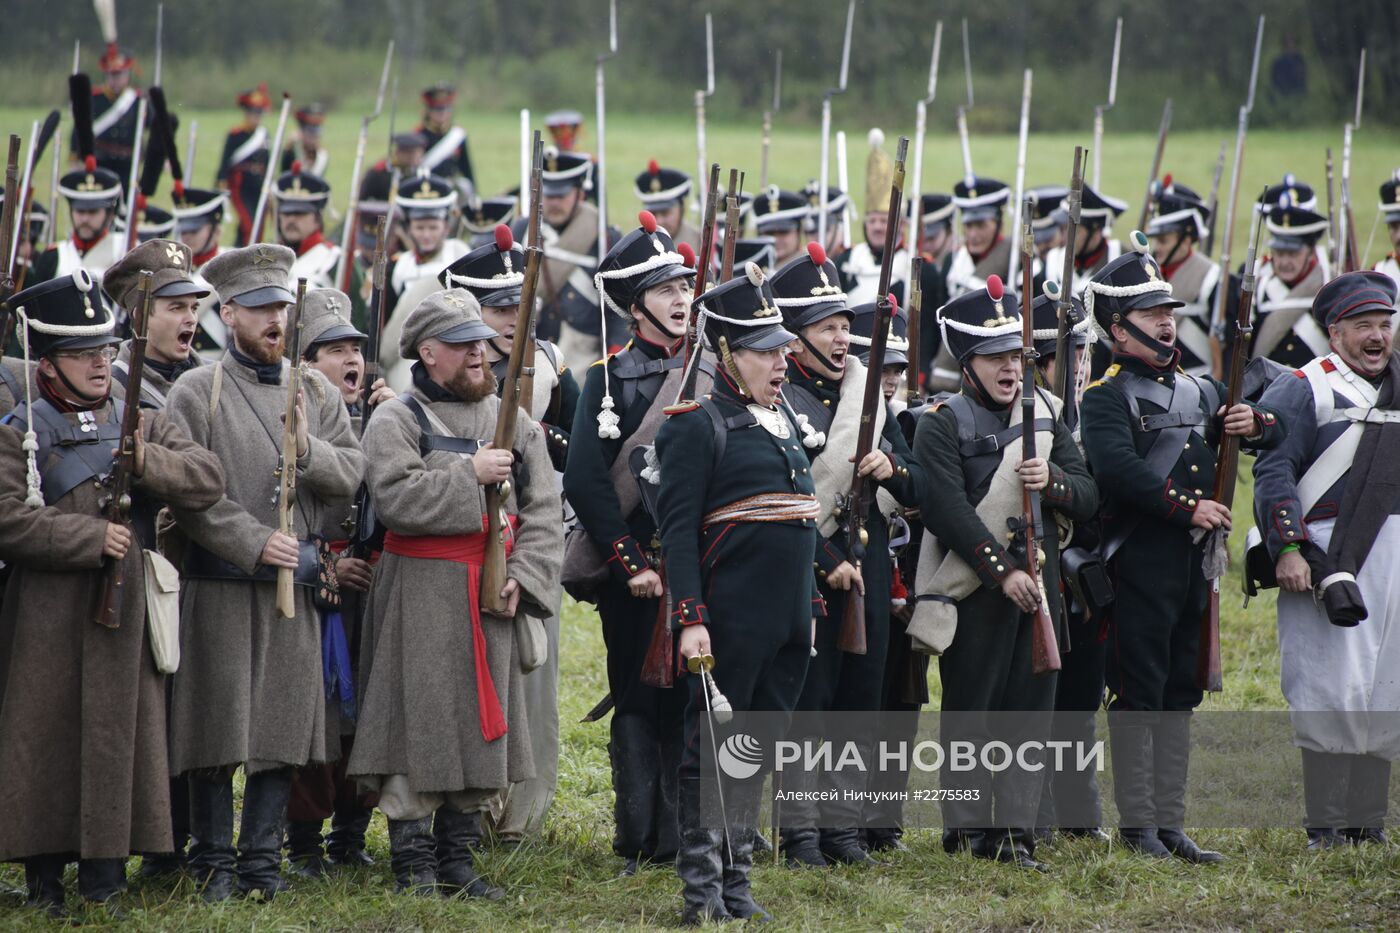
<box><xmin>1085</xmin><ymin>362</ymin><xmax>1120</xmax><ymax>392</ymax></box>
<box><xmin>663</xmin><ymin>401</ymin><xmax>700</xmax><ymax>416</ymax></box>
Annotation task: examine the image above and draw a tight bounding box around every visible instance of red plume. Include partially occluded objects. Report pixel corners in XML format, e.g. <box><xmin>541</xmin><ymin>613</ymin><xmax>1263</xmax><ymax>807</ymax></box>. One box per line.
<box><xmin>135</xmin><ymin>192</ymin><xmax>147</xmax><ymax>212</ymax></box>
<box><xmin>648</xmin><ymin>158</ymin><xmax>659</xmax><ymax>175</ymax></box>
<box><xmin>807</xmin><ymin>241</ymin><xmax>827</xmax><ymax>265</ymax></box>
<box><xmin>291</xmin><ymin>160</ymin><xmax>302</xmax><ymax>175</ymax></box>
<box><xmin>888</xmin><ymin>292</ymin><xmax>898</xmax><ymax>311</ymax></box>
<box><xmin>494</xmin><ymin>223</ymin><xmax>514</xmax><ymax>251</ymax></box>
<box><xmin>84</xmin><ymin>155</ymin><xmax>97</xmax><ymax>172</ymax></box>
<box><xmin>173</xmin><ymin>180</ymin><xmax>186</xmax><ymax>200</ymax></box>
<box><xmin>639</xmin><ymin>210</ymin><xmax>658</xmax><ymax>233</ymax></box>
<box><xmin>677</xmin><ymin>242</ymin><xmax>696</xmax><ymax>268</ymax></box>
<box><xmin>1162</xmin><ymin>172</ymin><xmax>1173</xmax><ymax>190</ymax></box>
<box><xmin>985</xmin><ymin>274</ymin><xmax>1004</xmax><ymax>301</ymax></box>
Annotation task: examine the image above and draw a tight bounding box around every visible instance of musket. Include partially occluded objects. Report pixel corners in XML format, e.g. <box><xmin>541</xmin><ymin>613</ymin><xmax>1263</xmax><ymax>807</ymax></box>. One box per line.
<box><xmin>835</xmin><ymin>131</ymin><xmax>851</xmax><ymax>252</ymax></box>
<box><xmin>694</xmin><ymin>13</ymin><xmax>715</xmax><ymax>207</ymax></box>
<box><xmin>481</xmin><ymin>135</ymin><xmax>545</xmax><ymax>616</ymax></box>
<box><xmin>1197</xmin><ymin>195</ymin><xmax>1264</xmax><ymax>693</ymax></box>
<box><xmin>1134</xmin><ymin>98</ymin><xmax>1173</xmax><ymax>234</ymax></box>
<box><xmin>1018</xmin><ymin>211</ymin><xmax>1060</xmax><ymax>675</ymax></box>
<box><xmin>905</xmin><ymin>255</ymin><xmax>923</xmax><ymax>404</ymax></box>
<box><xmin>595</xmin><ymin>0</ymin><xmax>619</xmax><ymax>332</ymax></box>
<box><xmin>1048</xmin><ymin>147</ymin><xmax>1084</xmax><ymax>425</ymax></box>
<box><xmin>1324</xmin><ymin>148</ymin><xmax>1338</xmax><ymax>260</ymax></box>
<box><xmin>9</xmin><ymin>112</ymin><xmax>58</xmax><ymax>275</ymax></box>
<box><xmin>1006</xmin><ymin>69</ymin><xmax>1033</xmax><ymax>288</ymax></box>
<box><xmin>122</xmin><ymin>96</ymin><xmax>148</xmax><ymax>251</ymax></box>
<box><xmin>184</xmin><ymin>119</ymin><xmax>198</xmax><ymax>181</ymax></box>
<box><xmin>251</xmin><ymin>92</ymin><xmax>292</xmax><ymax>245</ymax></box>
<box><xmin>759</xmin><ymin>50</ymin><xmax>782</xmax><ymax>191</ymax></box>
<box><xmin>336</xmin><ymin>40</ymin><xmax>394</xmax><ymax>294</ymax></box>
<box><xmin>838</xmin><ymin>136</ymin><xmax>907</xmax><ymax>657</ymax></box>
<box><xmin>347</xmin><ymin>216</ymin><xmax>389</xmax><ymax>560</ymax></box>
<box><xmin>1201</xmin><ymin>140</ymin><xmax>1226</xmax><ymax>257</ymax></box>
<box><xmin>518</xmin><ymin>135</ymin><xmax>546</xmax><ymax>423</ymax></box>
<box><xmin>1338</xmin><ymin>49</ymin><xmax>1365</xmax><ymax>272</ymax></box>
<box><xmin>46</xmin><ymin>133</ymin><xmax>63</xmax><ymax>250</ymax></box>
<box><xmin>906</xmin><ymin>22</ymin><xmax>943</xmax><ymax>287</ymax></box>
<box><xmin>817</xmin><ymin>0</ymin><xmax>855</xmax><ymax>252</ymax></box>
<box><xmin>153</xmin><ymin>3</ymin><xmax>163</xmax><ymax>85</ymax></box>
<box><xmin>0</xmin><ymin>137</ymin><xmax>21</xmax><ymax>322</ymax></box>
<box><xmin>1090</xmin><ymin>17</ymin><xmax>1122</xmax><ymax>189</ymax></box>
<box><xmin>1208</xmin><ymin>14</ymin><xmax>1265</xmax><ymax>379</ymax></box>
<box><xmin>94</xmin><ymin>271</ymin><xmax>153</xmax><ymax>628</ymax></box>
<box><xmin>955</xmin><ymin>18</ymin><xmax>975</xmax><ymax>183</ymax></box>
<box><xmin>718</xmin><ymin>169</ymin><xmax>741</xmax><ymax>282</ymax></box>
<box><xmin>667</xmin><ymin>162</ymin><xmax>721</xmax><ymax>411</ymax></box>
<box><xmin>518</xmin><ymin>108</ymin><xmax>531</xmax><ymax>220</ymax></box>
<box><xmin>276</xmin><ymin>279</ymin><xmax>307</xmax><ymax>619</ymax></box>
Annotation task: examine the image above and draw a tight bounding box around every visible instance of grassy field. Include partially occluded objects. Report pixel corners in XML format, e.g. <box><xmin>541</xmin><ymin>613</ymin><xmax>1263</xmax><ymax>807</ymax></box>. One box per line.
<box><xmin>2</xmin><ymin>111</ymin><xmax>1399</xmax><ymax>929</ymax></box>
<box><xmin>2</xmin><ymin>105</ymin><xmax>1399</xmax><ymax>268</ymax></box>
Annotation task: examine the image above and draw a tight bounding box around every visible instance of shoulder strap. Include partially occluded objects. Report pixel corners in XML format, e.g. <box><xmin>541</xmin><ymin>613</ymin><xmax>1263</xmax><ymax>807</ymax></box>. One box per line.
<box><xmin>400</xmin><ymin>394</ymin><xmax>483</xmax><ymax>457</ymax></box>
<box><xmin>696</xmin><ymin>396</ymin><xmax>759</xmax><ymax>474</ymax></box>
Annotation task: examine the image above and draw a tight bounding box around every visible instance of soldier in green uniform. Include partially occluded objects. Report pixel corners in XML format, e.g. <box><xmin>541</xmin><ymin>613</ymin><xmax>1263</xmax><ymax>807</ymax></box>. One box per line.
<box><xmin>561</xmin><ymin>211</ymin><xmax>699</xmax><ymax>876</ymax></box>
<box><xmin>1079</xmin><ymin>248</ymin><xmax>1284</xmax><ymax>863</ymax></box>
<box><xmin>656</xmin><ymin>262</ymin><xmax>821</xmax><ymax>925</ymax></box>
<box><xmin>910</xmin><ymin>275</ymin><xmax>1098</xmax><ymax>871</ymax></box>
<box><xmin>768</xmin><ymin>243</ymin><xmax>925</xmax><ymax>867</ymax></box>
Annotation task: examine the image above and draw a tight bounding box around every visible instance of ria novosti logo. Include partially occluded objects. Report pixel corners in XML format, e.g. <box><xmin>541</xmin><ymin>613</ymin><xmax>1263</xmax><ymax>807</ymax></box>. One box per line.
<box><xmin>718</xmin><ymin>733</ymin><xmax>765</xmax><ymax>780</ymax></box>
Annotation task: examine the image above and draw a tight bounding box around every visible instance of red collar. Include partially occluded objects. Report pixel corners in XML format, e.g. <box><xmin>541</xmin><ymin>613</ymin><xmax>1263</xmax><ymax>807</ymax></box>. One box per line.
<box><xmin>295</xmin><ymin>231</ymin><xmax>326</xmax><ymax>257</ymax></box>
<box><xmin>633</xmin><ymin>330</ymin><xmax>683</xmax><ymax>358</ymax></box>
<box><xmin>1077</xmin><ymin>239</ymin><xmax>1108</xmax><ymax>271</ymax></box>
<box><xmin>38</xmin><ymin>370</ymin><xmax>107</xmax><ymax>411</ymax></box>
<box><xmin>968</xmin><ymin>234</ymin><xmax>1003</xmax><ymax>265</ymax></box>
<box><xmin>1160</xmin><ymin>253</ymin><xmax>1191</xmax><ymax>280</ymax></box>
<box><xmin>1282</xmin><ymin>254</ymin><xmax>1318</xmax><ymax>289</ymax></box>
<box><xmin>72</xmin><ymin>231</ymin><xmax>108</xmax><ymax>253</ymax></box>
<box><xmin>193</xmin><ymin>245</ymin><xmax>220</xmax><ymax>267</ymax></box>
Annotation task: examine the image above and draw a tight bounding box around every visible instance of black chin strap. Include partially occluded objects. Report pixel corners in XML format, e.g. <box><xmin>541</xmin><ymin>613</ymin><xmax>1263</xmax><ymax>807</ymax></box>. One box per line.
<box><xmin>959</xmin><ymin>363</ymin><xmax>997</xmax><ymax>407</ymax></box>
<box><xmin>53</xmin><ymin>364</ymin><xmax>107</xmax><ymax>406</ymax></box>
<box><xmin>797</xmin><ymin>333</ymin><xmax>842</xmax><ymax>376</ymax></box>
<box><xmin>1159</xmin><ymin>235</ymin><xmax>1190</xmax><ymax>271</ymax></box>
<box><xmin>1075</xmin><ymin>226</ymin><xmax>1104</xmax><ymax>265</ymax></box>
<box><xmin>631</xmin><ymin>300</ymin><xmax>669</xmax><ymax>339</ymax></box>
<box><xmin>1116</xmin><ymin>316</ymin><xmax>1178</xmax><ymax>365</ymax></box>
<box><xmin>486</xmin><ymin>337</ymin><xmax>511</xmax><ymax>360</ymax></box>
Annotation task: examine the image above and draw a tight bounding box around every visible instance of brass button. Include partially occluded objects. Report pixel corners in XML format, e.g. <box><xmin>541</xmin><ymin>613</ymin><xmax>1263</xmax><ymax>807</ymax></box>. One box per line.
<box><xmin>823</xmin><ymin>399</ymin><xmax>831</xmax><ymax>407</ymax></box>
<box><xmin>995</xmin><ymin>564</ymin><xmax>1005</xmax><ymax>572</ymax></box>
<box><xmin>1190</xmin><ymin>464</ymin><xmax>1199</xmax><ymax>472</ymax></box>
<box><xmin>1283</xmin><ymin>520</ymin><xmax>1292</xmax><ymax>526</ymax></box>
<box><xmin>1188</xmin><ymin>499</ymin><xmax>1197</xmax><ymax>506</ymax></box>
<box><xmin>1280</xmin><ymin>509</ymin><xmax>1288</xmax><ymax>516</ymax></box>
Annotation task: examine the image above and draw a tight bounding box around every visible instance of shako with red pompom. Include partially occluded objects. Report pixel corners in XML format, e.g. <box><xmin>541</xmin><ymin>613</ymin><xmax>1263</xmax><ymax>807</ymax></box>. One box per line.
<box><xmin>58</xmin><ymin>154</ymin><xmax>123</xmax><ymax>207</ymax></box>
<box><xmin>634</xmin><ymin>161</ymin><xmax>693</xmax><ymax>210</ymax></box>
<box><xmin>935</xmin><ymin>269</ymin><xmax>1025</xmax><ymax>363</ymax></box>
<box><xmin>767</xmin><ymin>232</ymin><xmax>850</xmax><ymax>330</ymax></box>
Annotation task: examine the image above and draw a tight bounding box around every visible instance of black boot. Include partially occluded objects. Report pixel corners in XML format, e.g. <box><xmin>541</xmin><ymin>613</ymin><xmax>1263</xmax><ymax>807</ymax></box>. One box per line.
<box><xmin>188</xmin><ymin>772</ymin><xmax>237</xmax><ymax>902</ymax></box>
<box><xmin>1109</xmin><ymin>715</ymin><xmax>1170</xmax><ymax>859</ymax></box>
<box><xmin>285</xmin><ymin>819</ymin><xmax>328</xmax><ymax>880</ymax></box>
<box><xmin>77</xmin><ymin>858</ymin><xmax>127</xmax><ymax>916</ymax></box>
<box><xmin>988</xmin><ymin>831</ymin><xmax>1047</xmax><ymax>872</ymax></box>
<box><xmin>819</xmin><ymin>827</ymin><xmax>874</xmax><ymax>866</ymax></box>
<box><xmin>1153</xmin><ymin>714</ymin><xmax>1223</xmax><ymax>864</ymax></box>
<box><xmin>722</xmin><ymin>827</ymin><xmax>770</xmax><ymax>923</ymax></box>
<box><xmin>780</xmin><ymin>827</ymin><xmax>826</xmax><ymax>868</ymax></box>
<box><xmin>327</xmin><ymin>804</ymin><xmax>376</xmax><ymax>868</ymax></box>
<box><xmin>1343</xmin><ymin>754</ymin><xmax>1392</xmax><ymax>845</ymax></box>
<box><xmin>142</xmin><ymin>773</ymin><xmax>192</xmax><ymax>878</ymax></box>
<box><xmin>678</xmin><ymin>776</ymin><xmax>731</xmax><ymax>925</ymax></box>
<box><xmin>388</xmin><ymin>817</ymin><xmax>438</xmax><ymax>895</ymax></box>
<box><xmin>24</xmin><ymin>854</ymin><xmax>66</xmax><ymax>918</ymax></box>
<box><xmin>237</xmin><ymin>768</ymin><xmax>293</xmax><ymax>898</ymax></box>
<box><xmin>863</xmin><ymin>827</ymin><xmax>908</xmax><ymax>853</ymax></box>
<box><xmin>434</xmin><ymin>808</ymin><xmax>504</xmax><ymax>900</ymax></box>
<box><xmin>1301</xmin><ymin>749</ymin><xmax>1347</xmax><ymax>850</ymax></box>
<box><xmin>610</xmin><ymin>713</ymin><xmax>662</xmax><ymax>864</ymax></box>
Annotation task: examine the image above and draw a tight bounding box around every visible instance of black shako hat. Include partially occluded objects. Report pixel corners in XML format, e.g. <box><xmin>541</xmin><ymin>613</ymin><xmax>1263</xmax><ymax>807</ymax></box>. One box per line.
<box><xmin>439</xmin><ymin>224</ymin><xmax>527</xmax><ymax>308</ymax></box>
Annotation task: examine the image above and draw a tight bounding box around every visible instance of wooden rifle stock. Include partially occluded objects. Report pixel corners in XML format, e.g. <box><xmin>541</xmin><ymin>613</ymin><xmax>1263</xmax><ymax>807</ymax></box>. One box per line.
<box><xmin>94</xmin><ymin>272</ymin><xmax>153</xmax><ymax>628</ymax></box>
<box><xmin>1197</xmin><ymin>199</ymin><xmax>1263</xmax><ymax>693</ymax></box>
<box><xmin>906</xmin><ymin>256</ymin><xmax>922</xmax><ymax>403</ymax></box>
<box><xmin>517</xmin><ymin>142</ymin><xmax>545</xmax><ymax>419</ymax></box>
<box><xmin>481</xmin><ymin>135</ymin><xmax>545</xmax><ymax>616</ymax></box>
<box><xmin>718</xmin><ymin>168</ymin><xmax>741</xmax><ymax>282</ymax></box>
<box><xmin>276</xmin><ymin>279</ymin><xmax>307</xmax><ymax>619</ymax></box>
<box><xmin>838</xmin><ymin>137</ymin><xmax>908</xmax><ymax>656</ymax></box>
<box><xmin>0</xmin><ymin>136</ymin><xmax>20</xmax><ymax>315</ymax></box>
<box><xmin>1052</xmin><ymin>148</ymin><xmax>1084</xmax><ymax>406</ymax></box>
<box><xmin>667</xmin><ymin>163</ymin><xmax>721</xmax><ymax>412</ymax></box>
<box><xmin>1134</xmin><ymin>99</ymin><xmax>1173</xmax><ymax>234</ymax></box>
<box><xmin>1021</xmin><ymin>207</ymin><xmax>1060</xmax><ymax>675</ymax></box>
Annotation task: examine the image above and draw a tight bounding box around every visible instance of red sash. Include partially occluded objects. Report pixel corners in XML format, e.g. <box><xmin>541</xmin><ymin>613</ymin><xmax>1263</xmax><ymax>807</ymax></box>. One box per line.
<box><xmin>382</xmin><ymin>515</ymin><xmax>519</xmax><ymax>742</ymax></box>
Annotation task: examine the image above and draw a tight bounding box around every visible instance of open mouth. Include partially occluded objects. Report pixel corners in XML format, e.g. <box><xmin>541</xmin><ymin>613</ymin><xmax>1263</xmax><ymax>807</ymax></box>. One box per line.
<box><xmin>342</xmin><ymin>366</ymin><xmax>361</xmax><ymax>392</ymax></box>
<box><xmin>829</xmin><ymin>346</ymin><xmax>847</xmax><ymax>369</ymax></box>
<box><xmin>1361</xmin><ymin>344</ymin><xmax>1386</xmax><ymax>366</ymax></box>
<box><xmin>175</xmin><ymin>325</ymin><xmax>195</xmax><ymax>354</ymax></box>
<box><xmin>996</xmin><ymin>375</ymin><xmax>1018</xmax><ymax>393</ymax></box>
<box><xmin>262</xmin><ymin>327</ymin><xmax>283</xmax><ymax>348</ymax></box>
<box><xmin>669</xmin><ymin>309</ymin><xmax>687</xmax><ymax>326</ymax></box>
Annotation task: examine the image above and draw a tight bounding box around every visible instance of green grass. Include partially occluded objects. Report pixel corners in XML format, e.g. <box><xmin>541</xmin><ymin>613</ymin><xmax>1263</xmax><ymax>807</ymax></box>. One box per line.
<box><xmin>3</xmin><ymin>113</ymin><xmax>1400</xmax><ymax>928</ymax></box>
